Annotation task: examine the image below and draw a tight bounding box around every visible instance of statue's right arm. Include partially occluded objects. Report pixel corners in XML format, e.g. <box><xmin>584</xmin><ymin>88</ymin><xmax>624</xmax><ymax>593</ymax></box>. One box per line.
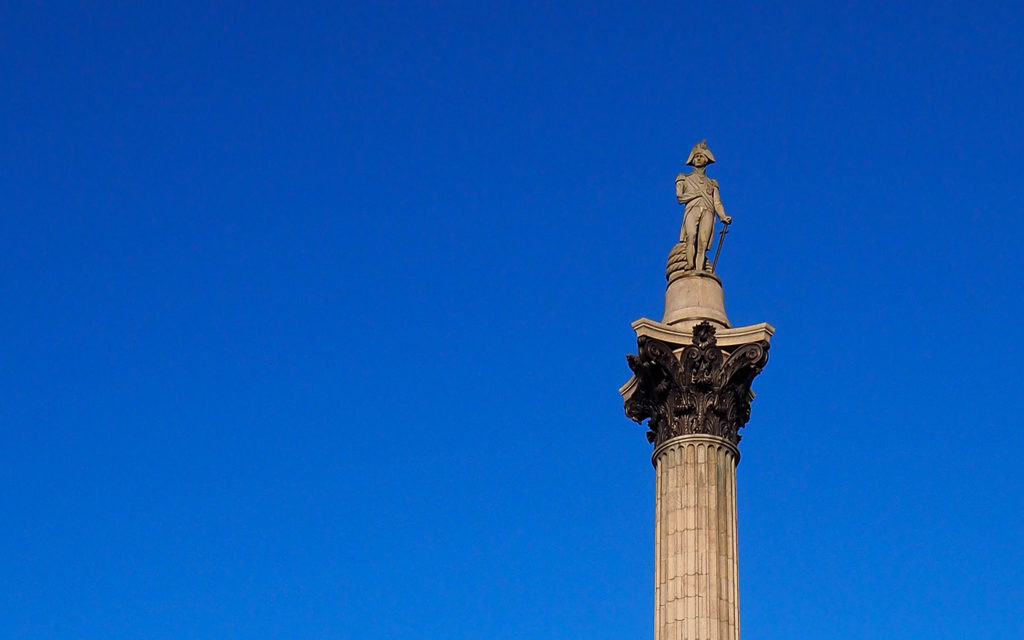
<box><xmin>675</xmin><ymin>174</ymin><xmax>687</xmax><ymax>204</ymax></box>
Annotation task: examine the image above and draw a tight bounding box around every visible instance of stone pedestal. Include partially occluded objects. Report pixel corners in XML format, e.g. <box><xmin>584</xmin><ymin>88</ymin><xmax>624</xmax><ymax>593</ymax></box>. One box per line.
<box><xmin>662</xmin><ymin>241</ymin><xmax>730</xmax><ymax>331</ymax></box>
<box><xmin>653</xmin><ymin>435</ymin><xmax>739</xmax><ymax>640</ymax></box>
<box><xmin>663</xmin><ymin>272</ymin><xmax>730</xmax><ymax>330</ymax></box>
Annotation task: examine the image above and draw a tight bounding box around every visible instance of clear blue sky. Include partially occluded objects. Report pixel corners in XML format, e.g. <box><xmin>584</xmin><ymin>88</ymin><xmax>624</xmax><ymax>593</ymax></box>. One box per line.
<box><xmin>2</xmin><ymin>2</ymin><xmax>1023</xmax><ymax>638</ymax></box>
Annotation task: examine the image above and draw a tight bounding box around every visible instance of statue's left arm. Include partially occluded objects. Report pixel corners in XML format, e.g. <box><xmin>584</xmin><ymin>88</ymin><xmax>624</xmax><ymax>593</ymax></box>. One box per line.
<box><xmin>712</xmin><ymin>183</ymin><xmax>732</xmax><ymax>224</ymax></box>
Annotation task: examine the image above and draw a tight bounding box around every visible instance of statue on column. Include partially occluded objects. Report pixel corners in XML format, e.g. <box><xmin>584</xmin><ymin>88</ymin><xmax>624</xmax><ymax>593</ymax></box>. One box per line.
<box><xmin>675</xmin><ymin>140</ymin><xmax>732</xmax><ymax>272</ymax></box>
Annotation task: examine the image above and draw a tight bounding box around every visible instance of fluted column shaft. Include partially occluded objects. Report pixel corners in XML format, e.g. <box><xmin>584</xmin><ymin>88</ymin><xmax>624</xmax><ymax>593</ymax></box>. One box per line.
<box><xmin>653</xmin><ymin>434</ymin><xmax>740</xmax><ymax>640</ymax></box>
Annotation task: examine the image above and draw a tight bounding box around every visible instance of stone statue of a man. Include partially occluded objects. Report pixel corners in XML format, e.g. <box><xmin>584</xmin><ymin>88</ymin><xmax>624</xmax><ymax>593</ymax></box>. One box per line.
<box><xmin>675</xmin><ymin>140</ymin><xmax>732</xmax><ymax>271</ymax></box>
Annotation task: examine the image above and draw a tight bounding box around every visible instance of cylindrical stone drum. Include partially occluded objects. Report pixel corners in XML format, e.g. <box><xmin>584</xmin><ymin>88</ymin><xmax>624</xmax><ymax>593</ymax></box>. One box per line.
<box><xmin>652</xmin><ymin>434</ymin><xmax>740</xmax><ymax>640</ymax></box>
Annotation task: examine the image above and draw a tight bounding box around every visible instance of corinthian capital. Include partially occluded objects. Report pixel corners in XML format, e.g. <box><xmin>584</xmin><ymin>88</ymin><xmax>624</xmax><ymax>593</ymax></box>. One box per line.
<box><xmin>625</xmin><ymin>322</ymin><xmax>769</xmax><ymax>447</ymax></box>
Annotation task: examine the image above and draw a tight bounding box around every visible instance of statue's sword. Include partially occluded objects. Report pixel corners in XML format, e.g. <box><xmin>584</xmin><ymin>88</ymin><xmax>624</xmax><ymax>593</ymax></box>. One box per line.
<box><xmin>711</xmin><ymin>222</ymin><xmax>730</xmax><ymax>272</ymax></box>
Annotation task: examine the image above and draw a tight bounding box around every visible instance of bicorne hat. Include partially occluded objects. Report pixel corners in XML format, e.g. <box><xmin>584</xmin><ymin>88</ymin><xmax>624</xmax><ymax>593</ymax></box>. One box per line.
<box><xmin>686</xmin><ymin>140</ymin><xmax>716</xmax><ymax>166</ymax></box>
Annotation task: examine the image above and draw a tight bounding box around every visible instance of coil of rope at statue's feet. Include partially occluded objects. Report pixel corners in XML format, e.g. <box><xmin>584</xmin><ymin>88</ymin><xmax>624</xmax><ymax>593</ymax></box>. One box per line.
<box><xmin>665</xmin><ymin>241</ymin><xmax>689</xmax><ymax>281</ymax></box>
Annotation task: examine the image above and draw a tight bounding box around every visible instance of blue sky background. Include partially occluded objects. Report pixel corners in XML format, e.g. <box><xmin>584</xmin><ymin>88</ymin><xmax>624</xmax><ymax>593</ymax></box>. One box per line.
<box><xmin>2</xmin><ymin>1</ymin><xmax>1023</xmax><ymax>638</ymax></box>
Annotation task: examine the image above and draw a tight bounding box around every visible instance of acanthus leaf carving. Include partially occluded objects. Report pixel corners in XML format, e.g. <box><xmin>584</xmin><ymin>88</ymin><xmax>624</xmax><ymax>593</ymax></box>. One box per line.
<box><xmin>624</xmin><ymin>322</ymin><xmax>769</xmax><ymax>447</ymax></box>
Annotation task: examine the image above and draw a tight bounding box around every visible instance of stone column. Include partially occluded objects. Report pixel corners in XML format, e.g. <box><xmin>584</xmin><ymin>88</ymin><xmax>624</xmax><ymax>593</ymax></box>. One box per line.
<box><xmin>625</xmin><ymin>321</ymin><xmax>770</xmax><ymax>640</ymax></box>
<box><xmin>653</xmin><ymin>435</ymin><xmax>739</xmax><ymax>640</ymax></box>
